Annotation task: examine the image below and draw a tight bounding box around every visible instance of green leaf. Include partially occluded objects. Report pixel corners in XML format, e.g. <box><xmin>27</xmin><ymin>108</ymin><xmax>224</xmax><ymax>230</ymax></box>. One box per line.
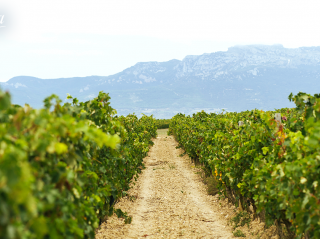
<box><xmin>262</xmin><ymin>147</ymin><xmax>269</xmax><ymax>155</ymax></box>
<box><xmin>55</xmin><ymin>142</ymin><xmax>68</xmax><ymax>155</ymax></box>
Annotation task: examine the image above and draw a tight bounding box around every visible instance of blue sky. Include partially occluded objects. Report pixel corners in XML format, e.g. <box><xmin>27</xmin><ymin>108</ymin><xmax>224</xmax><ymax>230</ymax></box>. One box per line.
<box><xmin>1</xmin><ymin>0</ymin><xmax>320</xmax><ymax>82</ymax></box>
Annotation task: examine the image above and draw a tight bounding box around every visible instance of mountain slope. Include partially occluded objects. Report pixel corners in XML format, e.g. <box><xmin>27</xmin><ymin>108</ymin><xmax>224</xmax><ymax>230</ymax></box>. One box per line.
<box><xmin>1</xmin><ymin>44</ymin><xmax>320</xmax><ymax>118</ymax></box>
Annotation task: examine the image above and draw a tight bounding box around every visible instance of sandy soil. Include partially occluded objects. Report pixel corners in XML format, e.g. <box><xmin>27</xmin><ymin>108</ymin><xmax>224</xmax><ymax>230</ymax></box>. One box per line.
<box><xmin>96</xmin><ymin>134</ymin><xmax>277</xmax><ymax>239</ymax></box>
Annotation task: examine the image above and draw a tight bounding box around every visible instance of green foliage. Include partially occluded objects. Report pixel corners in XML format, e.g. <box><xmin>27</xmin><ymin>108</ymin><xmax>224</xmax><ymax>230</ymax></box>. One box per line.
<box><xmin>0</xmin><ymin>90</ymin><xmax>156</xmax><ymax>239</ymax></box>
<box><xmin>169</xmin><ymin>93</ymin><xmax>320</xmax><ymax>238</ymax></box>
<box><xmin>155</xmin><ymin>119</ymin><xmax>171</xmax><ymax>129</ymax></box>
<box><xmin>229</xmin><ymin>211</ymin><xmax>251</xmax><ymax>230</ymax></box>
<box><xmin>204</xmin><ymin>176</ymin><xmax>219</xmax><ymax>196</ymax></box>
<box><xmin>233</xmin><ymin>229</ymin><xmax>246</xmax><ymax>237</ymax></box>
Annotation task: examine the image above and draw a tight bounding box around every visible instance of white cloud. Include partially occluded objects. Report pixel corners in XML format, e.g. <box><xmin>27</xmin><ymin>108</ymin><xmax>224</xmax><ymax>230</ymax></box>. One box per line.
<box><xmin>2</xmin><ymin>0</ymin><xmax>319</xmax><ymax>46</ymax></box>
<box><xmin>27</xmin><ymin>49</ymin><xmax>102</xmax><ymax>56</ymax></box>
<box><xmin>1</xmin><ymin>0</ymin><xmax>320</xmax><ymax>82</ymax></box>
<box><xmin>85</xmin><ymin>94</ymin><xmax>95</xmax><ymax>99</ymax></box>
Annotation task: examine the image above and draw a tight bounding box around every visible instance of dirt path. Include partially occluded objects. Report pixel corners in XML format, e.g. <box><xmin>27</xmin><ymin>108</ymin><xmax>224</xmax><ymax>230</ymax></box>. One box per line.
<box><xmin>96</xmin><ymin>134</ymin><xmax>236</xmax><ymax>238</ymax></box>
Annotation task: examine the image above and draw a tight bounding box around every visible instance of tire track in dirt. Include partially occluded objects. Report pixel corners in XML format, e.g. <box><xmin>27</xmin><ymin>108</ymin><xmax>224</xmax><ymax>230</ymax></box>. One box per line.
<box><xmin>96</xmin><ymin>135</ymin><xmax>235</xmax><ymax>238</ymax></box>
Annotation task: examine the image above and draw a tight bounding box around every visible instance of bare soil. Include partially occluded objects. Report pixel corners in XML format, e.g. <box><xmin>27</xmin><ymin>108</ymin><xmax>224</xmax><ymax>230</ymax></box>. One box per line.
<box><xmin>96</xmin><ymin>134</ymin><xmax>278</xmax><ymax>239</ymax></box>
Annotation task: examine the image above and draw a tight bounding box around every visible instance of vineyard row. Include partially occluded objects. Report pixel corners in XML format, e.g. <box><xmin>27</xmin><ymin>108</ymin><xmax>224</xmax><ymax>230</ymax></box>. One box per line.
<box><xmin>0</xmin><ymin>91</ymin><xmax>157</xmax><ymax>239</ymax></box>
<box><xmin>169</xmin><ymin>92</ymin><xmax>320</xmax><ymax>239</ymax></box>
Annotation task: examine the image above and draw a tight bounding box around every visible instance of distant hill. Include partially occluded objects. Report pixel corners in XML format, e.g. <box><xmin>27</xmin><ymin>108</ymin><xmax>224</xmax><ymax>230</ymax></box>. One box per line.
<box><xmin>1</xmin><ymin>44</ymin><xmax>320</xmax><ymax>118</ymax></box>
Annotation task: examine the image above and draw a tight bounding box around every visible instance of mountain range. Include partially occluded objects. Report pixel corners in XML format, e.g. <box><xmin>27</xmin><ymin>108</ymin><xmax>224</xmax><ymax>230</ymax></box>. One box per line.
<box><xmin>1</xmin><ymin>44</ymin><xmax>320</xmax><ymax>118</ymax></box>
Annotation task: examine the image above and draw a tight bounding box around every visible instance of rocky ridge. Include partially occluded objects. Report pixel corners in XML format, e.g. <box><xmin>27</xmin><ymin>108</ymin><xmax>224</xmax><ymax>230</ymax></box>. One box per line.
<box><xmin>1</xmin><ymin>45</ymin><xmax>320</xmax><ymax>118</ymax></box>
